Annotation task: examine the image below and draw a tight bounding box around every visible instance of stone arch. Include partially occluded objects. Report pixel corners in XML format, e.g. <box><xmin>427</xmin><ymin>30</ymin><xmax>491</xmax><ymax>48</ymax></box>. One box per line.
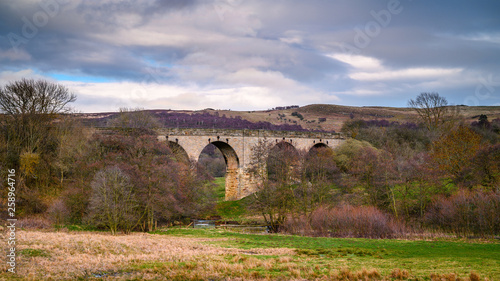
<box><xmin>167</xmin><ymin>141</ymin><xmax>190</xmax><ymax>163</ymax></box>
<box><xmin>273</xmin><ymin>140</ymin><xmax>298</xmax><ymax>152</ymax></box>
<box><xmin>271</xmin><ymin>140</ymin><xmax>300</xmax><ymax>161</ymax></box>
<box><xmin>308</xmin><ymin>142</ymin><xmax>331</xmax><ymax>155</ymax></box>
<box><xmin>311</xmin><ymin>142</ymin><xmax>329</xmax><ymax>149</ymax></box>
<box><xmin>199</xmin><ymin>141</ymin><xmax>240</xmax><ymax>201</ymax></box>
<box><xmin>306</xmin><ymin>142</ymin><xmax>334</xmax><ymax>161</ymax></box>
<box><xmin>203</xmin><ymin>141</ymin><xmax>240</xmax><ymax>169</ymax></box>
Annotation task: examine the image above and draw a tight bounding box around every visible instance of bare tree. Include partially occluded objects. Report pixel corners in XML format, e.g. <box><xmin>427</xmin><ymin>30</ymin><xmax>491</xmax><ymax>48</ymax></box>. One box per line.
<box><xmin>0</xmin><ymin>78</ymin><xmax>76</xmax><ymax>153</ymax></box>
<box><xmin>0</xmin><ymin>78</ymin><xmax>76</xmax><ymax>115</ymax></box>
<box><xmin>86</xmin><ymin>166</ymin><xmax>141</xmax><ymax>234</ymax></box>
<box><xmin>408</xmin><ymin>92</ymin><xmax>450</xmax><ymax>131</ymax></box>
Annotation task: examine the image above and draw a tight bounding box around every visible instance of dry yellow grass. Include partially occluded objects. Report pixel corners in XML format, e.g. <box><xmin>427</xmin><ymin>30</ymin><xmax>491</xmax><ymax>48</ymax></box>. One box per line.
<box><xmin>0</xmin><ymin>230</ymin><xmax>493</xmax><ymax>280</ymax></box>
<box><xmin>0</xmin><ymin>230</ymin><xmax>293</xmax><ymax>280</ymax></box>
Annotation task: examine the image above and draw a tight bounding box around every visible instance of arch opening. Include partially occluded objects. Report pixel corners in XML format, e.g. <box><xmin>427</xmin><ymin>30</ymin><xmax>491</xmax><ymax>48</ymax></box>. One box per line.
<box><xmin>208</xmin><ymin>141</ymin><xmax>240</xmax><ymax>170</ymax></box>
<box><xmin>307</xmin><ymin>143</ymin><xmax>330</xmax><ymax>157</ymax></box>
<box><xmin>199</xmin><ymin>144</ymin><xmax>226</xmax><ymax>178</ymax></box>
<box><xmin>198</xmin><ymin>141</ymin><xmax>240</xmax><ymax>201</ymax></box>
<box><xmin>304</xmin><ymin>144</ymin><xmax>338</xmax><ymax>183</ymax></box>
<box><xmin>268</xmin><ymin>141</ymin><xmax>300</xmax><ymax>183</ymax></box>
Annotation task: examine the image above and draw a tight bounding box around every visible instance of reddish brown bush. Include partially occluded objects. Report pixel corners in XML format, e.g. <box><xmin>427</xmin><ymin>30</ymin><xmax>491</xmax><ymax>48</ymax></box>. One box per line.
<box><xmin>18</xmin><ymin>216</ymin><xmax>52</xmax><ymax>229</ymax></box>
<box><xmin>425</xmin><ymin>189</ymin><xmax>500</xmax><ymax>237</ymax></box>
<box><xmin>47</xmin><ymin>199</ymin><xmax>70</xmax><ymax>225</ymax></box>
<box><xmin>285</xmin><ymin>204</ymin><xmax>405</xmax><ymax>238</ymax></box>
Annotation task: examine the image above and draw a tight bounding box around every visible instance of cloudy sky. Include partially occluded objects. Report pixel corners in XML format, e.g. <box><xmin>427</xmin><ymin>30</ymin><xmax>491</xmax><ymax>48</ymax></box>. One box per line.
<box><xmin>1</xmin><ymin>0</ymin><xmax>499</xmax><ymax>112</ymax></box>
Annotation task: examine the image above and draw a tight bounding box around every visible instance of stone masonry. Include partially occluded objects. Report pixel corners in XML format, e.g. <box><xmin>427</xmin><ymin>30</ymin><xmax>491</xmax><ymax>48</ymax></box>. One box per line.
<box><xmin>156</xmin><ymin>128</ymin><xmax>344</xmax><ymax>201</ymax></box>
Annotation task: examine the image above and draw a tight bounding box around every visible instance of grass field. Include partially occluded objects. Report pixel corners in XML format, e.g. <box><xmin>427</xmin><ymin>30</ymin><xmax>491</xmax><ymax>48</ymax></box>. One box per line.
<box><xmin>2</xmin><ymin>228</ymin><xmax>498</xmax><ymax>280</ymax></box>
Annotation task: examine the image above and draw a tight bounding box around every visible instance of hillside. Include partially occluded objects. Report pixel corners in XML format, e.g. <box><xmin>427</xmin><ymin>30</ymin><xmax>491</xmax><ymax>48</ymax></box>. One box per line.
<box><xmin>78</xmin><ymin>104</ymin><xmax>500</xmax><ymax>132</ymax></box>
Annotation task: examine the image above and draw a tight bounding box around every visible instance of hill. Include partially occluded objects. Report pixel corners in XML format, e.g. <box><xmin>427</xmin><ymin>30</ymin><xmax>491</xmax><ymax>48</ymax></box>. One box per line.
<box><xmin>77</xmin><ymin>104</ymin><xmax>500</xmax><ymax>132</ymax></box>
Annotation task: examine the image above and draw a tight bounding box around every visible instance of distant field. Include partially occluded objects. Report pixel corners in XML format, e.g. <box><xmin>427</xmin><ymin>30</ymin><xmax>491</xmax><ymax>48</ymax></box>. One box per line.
<box><xmin>3</xmin><ymin>229</ymin><xmax>498</xmax><ymax>280</ymax></box>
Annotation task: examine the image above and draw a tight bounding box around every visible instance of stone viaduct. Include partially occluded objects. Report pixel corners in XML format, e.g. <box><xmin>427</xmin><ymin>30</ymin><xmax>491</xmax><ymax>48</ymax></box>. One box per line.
<box><xmin>156</xmin><ymin>128</ymin><xmax>345</xmax><ymax>201</ymax></box>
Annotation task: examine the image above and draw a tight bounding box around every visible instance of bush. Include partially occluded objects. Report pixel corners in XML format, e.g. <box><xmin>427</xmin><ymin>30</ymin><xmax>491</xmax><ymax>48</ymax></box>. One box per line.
<box><xmin>291</xmin><ymin>112</ymin><xmax>304</xmax><ymax>120</ymax></box>
<box><xmin>198</xmin><ymin>144</ymin><xmax>226</xmax><ymax>177</ymax></box>
<box><xmin>333</xmin><ymin>139</ymin><xmax>374</xmax><ymax>172</ymax></box>
<box><xmin>47</xmin><ymin>199</ymin><xmax>70</xmax><ymax>225</ymax></box>
<box><xmin>18</xmin><ymin>216</ymin><xmax>52</xmax><ymax>229</ymax></box>
<box><xmin>285</xmin><ymin>204</ymin><xmax>404</xmax><ymax>238</ymax></box>
<box><xmin>16</xmin><ymin>185</ymin><xmax>47</xmax><ymax>216</ymax></box>
<box><xmin>425</xmin><ymin>189</ymin><xmax>500</xmax><ymax>237</ymax></box>
<box><xmin>61</xmin><ymin>186</ymin><xmax>90</xmax><ymax>225</ymax></box>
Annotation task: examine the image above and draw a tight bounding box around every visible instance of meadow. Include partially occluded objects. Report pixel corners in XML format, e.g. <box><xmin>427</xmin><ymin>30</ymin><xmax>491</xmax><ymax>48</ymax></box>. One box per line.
<box><xmin>1</xmin><ymin>228</ymin><xmax>498</xmax><ymax>280</ymax></box>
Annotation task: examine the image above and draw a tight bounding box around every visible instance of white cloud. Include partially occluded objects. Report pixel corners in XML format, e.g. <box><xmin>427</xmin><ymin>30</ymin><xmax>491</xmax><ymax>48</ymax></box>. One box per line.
<box><xmin>279</xmin><ymin>30</ymin><xmax>305</xmax><ymax>45</ymax></box>
<box><xmin>91</xmin><ymin>28</ymin><xmax>204</xmax><ymax>48</ymax></box>
<box><xmin>327</xmin><ymin>53</ymin><xmax>463</xmax><ymax>82</ymax></box>
<box><xmin>63</xmin><ymin>78</ymin><xmax>337</xmax><ymax>112</ymax></box>
<box><xmin>334</xmin><ymin>89</ymin><xmax>383</xmax><ymax>96</ymax></box>
<box><xmin>219</xmin><ymin>68</ymin><xmax>298</xmax><ymax>89</ymax></box>
<box><xmin>1</xmin><ymin>0</ymin><xmax>499</xmax><ymax>109</ymax></box>
<box><xmin>457</xmin><ymin>32</ymin><xmax>500</xmax><ymax>44</ymax></box>
<box><xmin>327</xmin><ymin>53</ymin><xmax>382</xmax><ymax>70</ymax></box>
<box><xmin>350</xmin><ymin>67</ymin><xmax>463</xmax><ymax>81</ymax></box>
<box><xmin>325</xmin><ymin>52</ymin><xmax>469</xmax><ymax>97</ymax></box>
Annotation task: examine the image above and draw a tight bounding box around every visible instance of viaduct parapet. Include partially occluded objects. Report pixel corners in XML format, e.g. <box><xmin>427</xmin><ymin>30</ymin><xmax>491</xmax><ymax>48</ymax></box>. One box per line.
<box><xmin>156</xmin><ymin>128</ymin><xmax>344</xmax><ymax>200</ymax></box>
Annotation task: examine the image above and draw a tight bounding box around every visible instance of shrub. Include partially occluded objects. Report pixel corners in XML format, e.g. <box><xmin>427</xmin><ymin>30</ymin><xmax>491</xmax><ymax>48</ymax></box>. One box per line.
<box><xmin>198</xmin><ymin>144</ymin><xmax>226</xmax><ymax>177</ymax></box>
<box><xmin>425</xmin><ymin>189</ymin><xmax>500</xmax><ymax>237</ymax></box>
<box><xmin>61</xmin><ymin>186</ymin><xmax>90</xmax><ymax>224</ymax></box>
<box><xmin>18</xmin><ymin>216</ymin><xmax>52</xmax><ymax>229</ymax></box>
<box><xmin>333</xmin><ymin>139</ymin><xmax>374</xmax><ymax>172</ymax></box>
<box><xmin>285</xmin><ymin>204</ymin><xmax>404</xmax><ymax>238</ymax></box>
<box><xmin>291</xmin><ymin>111</ymin><xmax>304</xmax><ymax>120</ymax></box>
<box><xmin>16</xmin><ymin>185</ymin><xmax>47</xmax><ymax>216</ymax></box>
<box><xmin>47</xmin><ymin>199</ymin><xmax>70</xmax><ymax>225</ymax></box>
<box><xmin>152</xmin><ymin>111</ymin><xmax>309</xmax><ymax>131</ymax></box>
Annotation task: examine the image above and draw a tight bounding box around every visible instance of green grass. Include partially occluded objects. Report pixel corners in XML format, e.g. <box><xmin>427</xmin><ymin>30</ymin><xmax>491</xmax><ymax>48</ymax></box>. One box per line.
<box><xmin>20</xmin><ymin>248</ymin><xmax>51</xmax><ymax>258</ymax></box>
<box><xmin>212</xmin><ymin>177</ymin><xmax>250</xmax><ymax>221</ymax></box>
<box><xmin>54</xmin><ymin>224</ymin><xmax>103</xmax><ymax>232</ymax></box>
<box><xmin>213</xmin><ymin>177</ymin><xmax>226</xmax><ymax>201</ymax></box>
<box><xmin>153</xmin><ymin>228</ymin><xmax>500</xmax><ymax>279</ymax></box>
<box><xmin>215</xmin><ymin>200</ymin><xmax>247</xmax><ymax>220</ymax></box>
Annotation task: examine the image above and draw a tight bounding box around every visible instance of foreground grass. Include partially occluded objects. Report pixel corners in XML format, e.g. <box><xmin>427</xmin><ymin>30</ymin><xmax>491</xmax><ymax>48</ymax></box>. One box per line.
<box><xmin>158</xmin><ymin>229</ymin><xmax>500</xmax><ymax>280</ymax></box>
<box><xmin>1</xmin><ymin>229</ymin><xmax>498</xmax><ymax>280</ymax></box>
